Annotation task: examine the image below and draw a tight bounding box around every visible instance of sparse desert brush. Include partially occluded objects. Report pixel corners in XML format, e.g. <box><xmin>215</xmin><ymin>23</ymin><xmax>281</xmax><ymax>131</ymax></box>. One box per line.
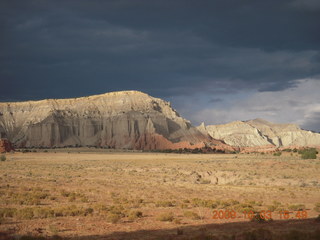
<box><xmin>179</xmin><ymin>203</ymin><xmax>189</xmax><ymax>209</ymax></box>
<box><xmin>128</xmin><ymin>210</ymin><xmax>143</xmax><ymax>221</ymax></box>
<box><xmin>288</xmin><ymin>204</ymin><xmax>305</xmax><ymax>211</ymax></box>
<box><xmin>54</xmin><ymin>205</ymin><xmax>93</xmax><ymax>217</ymax></box>
<box><xmin>155</xmin><ymin>200</ymin><xmax>175</xmax><ymax>207</ymax></box>
<box><xmin>33</xmin><ymin>208</ymin><xmax>55</xmax><ymax>219</ymax></box>
<box><xmin>60</xmin><ymin>190</ymin><xmax>71</xmax><ymax>197</ymax></box>
<box><xmin>156</xmin><ymin>212</ymin><xmax>174</xmax><ymax>222</ymax></box>
<box><xmin>183</xmin><ymin>211</ymin><xmax>201</xmax><ymax>220</ymax></box>
<box><xmin>80</xmin><ymin>195</ymin><xmax>89</xmax><ymax>203</ymax></box>
<box><xmin>267</xmin><ymin>201</ymin><xmax>284</xmax><ymax>212</ymax></box>
<box><xmin>234</xmin><ymin>203</ymin><xmax>254</xmax><ymax>213</ymax></box>
<box><xmin>1</xmin><ymin>151</ymin><xmax>319</xmax><ymax>238</ymax></box>
<box><xmin>191</xmin><ymin>198</ymin><xmax>217</xmax><ymax>208</ymax></box>
<box><xmin>16</xmin><ymin>208</ymin><xmax>34</xmax><ymax>220</ymax></box>
<box><xmin>314</xmin><ymin>203</ymin><xmax>320</xmax><ymax>212</ymax></box>
<box><xmin>9</xmin><ymin>191</ymin><xmax>49</xmax><ymax>206</ymax></box>
<box><xmin>0</xmin><ymin>208</ymin><xmax>17</xmax><ymax>218</ymax></box>
<box><xmin>220</xmin><ymin>199</ymin><xmax>240</xmax><ymax>208</ymax></box>
<box><xmin>106</xmin><ymin>213</ymin><xmax>122</xmax><ymax>223</ymax></box>
<box><xmin>48</xmin><ymin>225</ymin><xmax>59</xmax><ymax>235</ymax></box>
<box><xmin>128</xmin><ymin>198</ymin><xmax>144</xmax><ymax>208</ymax></box>
<box><xmin>107</xmin><ymin>205</ymin><xmax>126</xmax><ymax>217</ymax></box>
<box><xmin>93</xmin><ymin>204</ymin><xmax>108</xmax><ymax>214</ymax></box>
<box><xmin>0</xmin><ymin>155</ymin><xmax>6</xmax><ymax>161</ymax></box>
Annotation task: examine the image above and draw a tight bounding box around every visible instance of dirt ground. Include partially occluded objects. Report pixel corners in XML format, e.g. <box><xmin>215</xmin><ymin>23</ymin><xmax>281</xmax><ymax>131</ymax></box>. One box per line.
<box><xmin>0</xmin><ymin>150</ymin><xmax>319</xmax><ymax>239</ymax></box>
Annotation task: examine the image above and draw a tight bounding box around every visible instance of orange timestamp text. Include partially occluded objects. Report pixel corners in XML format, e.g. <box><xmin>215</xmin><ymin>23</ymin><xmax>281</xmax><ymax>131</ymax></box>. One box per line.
<box><xmin>212</xmin><ymin>210</ymin><xmax>308</xmax><ymax>220</ymax></box>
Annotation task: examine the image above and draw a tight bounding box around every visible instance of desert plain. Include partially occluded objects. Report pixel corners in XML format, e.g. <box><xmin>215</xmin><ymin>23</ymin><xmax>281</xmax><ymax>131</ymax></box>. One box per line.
<box><xmin>0</xmin><ymin>150</ymin><xmax>320</xmax><ymax>240</ymax></box>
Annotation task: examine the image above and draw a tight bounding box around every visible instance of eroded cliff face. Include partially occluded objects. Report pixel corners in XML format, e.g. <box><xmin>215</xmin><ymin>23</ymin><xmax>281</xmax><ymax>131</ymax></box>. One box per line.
<box><xmin>200</xmin><ymin>118</ymin><xmax>320</xmax><ymax>148</ymax></box>
<box><xmin>0</xmin><ymin>91</ymin><xmax>226</xmax><ymax>150</ymax></box>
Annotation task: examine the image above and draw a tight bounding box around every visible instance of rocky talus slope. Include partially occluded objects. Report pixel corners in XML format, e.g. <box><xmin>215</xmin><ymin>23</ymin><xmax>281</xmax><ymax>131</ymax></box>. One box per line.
<box><xmin>0</xmin><ymin>91</ymin><xmax>232</xmax><ymax>150</ymax></box>
<box><xmin>199</xmin><ymin>118</ymin><xmax>320</xmax><ymax>149</ymax></box>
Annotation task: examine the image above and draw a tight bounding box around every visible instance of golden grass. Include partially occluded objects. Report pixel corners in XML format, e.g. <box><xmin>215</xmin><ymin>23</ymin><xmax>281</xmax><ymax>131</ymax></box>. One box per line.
<box><xmin>0</xmin><ymin>150</ymin><xmax>319</xmax><ymax>239</ymax></box>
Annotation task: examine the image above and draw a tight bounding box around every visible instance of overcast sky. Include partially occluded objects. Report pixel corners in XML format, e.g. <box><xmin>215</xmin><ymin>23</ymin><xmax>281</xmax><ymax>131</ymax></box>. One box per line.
<box><xmin>1</xmin><ymin>0</ymin><xmax>320</xmax><ymax>131</ymax></box>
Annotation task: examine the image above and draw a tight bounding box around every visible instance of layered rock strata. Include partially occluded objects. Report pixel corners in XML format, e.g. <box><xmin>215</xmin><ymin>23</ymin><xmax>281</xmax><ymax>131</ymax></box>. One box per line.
<box><xmin>0</xmin><ymin>91</ymin><xmax>232</xmax><ymax>151</ymax></box>
<box><xmin>199</xmin><ymin>118</ymin><xmax>320</xmax><ymax>149</ymax></box>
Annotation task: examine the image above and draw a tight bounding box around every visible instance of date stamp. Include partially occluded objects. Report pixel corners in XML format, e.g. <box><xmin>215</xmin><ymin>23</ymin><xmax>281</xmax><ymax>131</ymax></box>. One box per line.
<box><xmin>212</xmin><ymin>209</ymin><xmax>308</xmax><ymax>220</ymax></box>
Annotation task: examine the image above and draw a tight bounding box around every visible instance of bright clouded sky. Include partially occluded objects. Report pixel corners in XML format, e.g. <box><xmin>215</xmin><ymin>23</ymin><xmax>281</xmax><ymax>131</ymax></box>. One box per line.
<box><xmin>1</xmin><ymin>0</ymin><xmax>319</xmax><ymax>131</ymax></box>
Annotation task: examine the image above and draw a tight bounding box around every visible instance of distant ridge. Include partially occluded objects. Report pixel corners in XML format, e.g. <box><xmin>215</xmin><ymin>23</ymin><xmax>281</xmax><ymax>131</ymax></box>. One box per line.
<box><xmin>199</xmin><ymin>118</ymin><xmax>320</xmax><ymax>149</ymax></box>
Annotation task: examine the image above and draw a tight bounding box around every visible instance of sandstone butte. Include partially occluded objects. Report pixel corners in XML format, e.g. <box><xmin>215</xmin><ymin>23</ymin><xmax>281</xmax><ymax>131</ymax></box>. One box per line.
<box><xmin>198</xmin><ymin>118</ymin><xmax>320</xmax><ymax>152</ymax></box>
<box><xmin>0</xmin><ymin>90</ymin><xmax>234</xmax><ymax>151</ymax></box>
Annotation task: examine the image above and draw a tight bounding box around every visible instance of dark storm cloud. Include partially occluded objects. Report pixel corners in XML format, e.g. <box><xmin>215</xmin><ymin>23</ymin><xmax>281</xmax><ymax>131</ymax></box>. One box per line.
<box><xmin>302</xmin><ymin>111</ymin><xmax>320</xmax><ymax>133</ymax></box>
<box><xmin>0</xmin><ymin>0</ymin><xmax>319</xmax><ymax>101</ymax></box>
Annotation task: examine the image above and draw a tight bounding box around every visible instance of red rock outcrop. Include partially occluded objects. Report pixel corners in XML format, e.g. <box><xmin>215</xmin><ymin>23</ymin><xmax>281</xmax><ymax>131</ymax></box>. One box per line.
<box><xmin>0</xmin><ymin>139</ymin><xmax>14</xmax><ymax>153</ymax></box>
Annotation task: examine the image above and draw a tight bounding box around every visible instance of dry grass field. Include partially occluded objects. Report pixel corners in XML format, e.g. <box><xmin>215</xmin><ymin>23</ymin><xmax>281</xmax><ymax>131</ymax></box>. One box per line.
<box><xmin>0</xmin><ymin>150</ymin><xmax>320</xmax><ymax>240</ymax></box>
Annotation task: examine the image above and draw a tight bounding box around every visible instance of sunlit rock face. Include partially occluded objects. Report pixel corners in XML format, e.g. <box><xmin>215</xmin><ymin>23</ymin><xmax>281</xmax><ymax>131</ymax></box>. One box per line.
<box><xmin>0</xmin><ymin>91</ymin><xmax>230</xmax><ymax>150</ymax></box>
<box><xmin>201</xmin><ymin>118</ymin><xmax>320</xmax><ymax>148</ymax></box>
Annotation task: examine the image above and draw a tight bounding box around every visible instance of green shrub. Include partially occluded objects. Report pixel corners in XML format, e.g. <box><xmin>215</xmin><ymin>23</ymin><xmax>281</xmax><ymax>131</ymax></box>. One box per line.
<box><xmin>183</xmin><ymin>211</ymin><xmax>201</xmax><ymax>220</ymax></box>
<box><xmin>283</xmin><ymin>149</ymin><xmax>292</xmax><ymax>152</ymax></box>
<box><xmin>302</xmin><ymin>152</ymin><xmax>317</xmax><ymax>159</ymax></box>
<box><xmin>299</xmin><ymin>148</ymin><xmax>318</xmax><ymax>159</ymax></box>
<box><xmin>0</xmin><ymin>155</ymin><xmax>6</xmax><ymax>161</ymax></box>
<box><xmin>273</xmin><ymin>152</ymin><xmax>282</xmax><ymax>156</ymax></box>
<box><xmin>157</xmin><ymin>212</ymin><xmax>174</xmax><ymax>222</ymax></box>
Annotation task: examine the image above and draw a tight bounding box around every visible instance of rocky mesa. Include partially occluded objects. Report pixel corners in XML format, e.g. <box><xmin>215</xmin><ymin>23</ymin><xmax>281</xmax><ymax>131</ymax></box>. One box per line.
<box><xmin>199</xmin><ymin>118</ymin><xmax>320</xmax><ymax>150</ymax></box>
<box><xmin>0</xmin><ymin>91</ymin><xmax>233</xmax><ymax>151</ymax></box>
